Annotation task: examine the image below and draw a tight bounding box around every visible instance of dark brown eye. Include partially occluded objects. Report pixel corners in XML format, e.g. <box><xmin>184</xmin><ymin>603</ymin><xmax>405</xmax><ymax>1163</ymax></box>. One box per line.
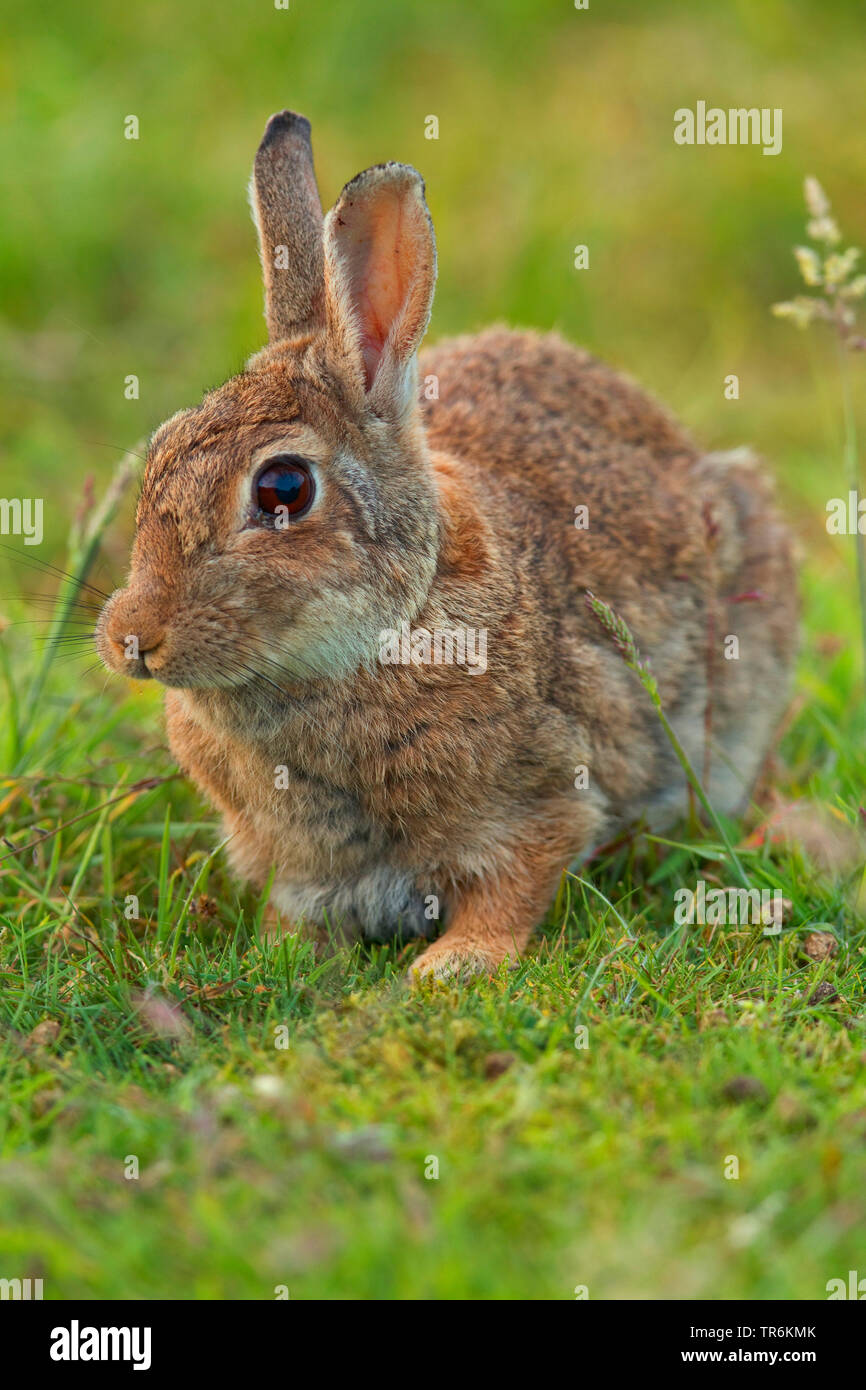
<box><xmin>255</xmin><ymin>455</ymin><xmax>315</xmax><ymax>520</ymax></box>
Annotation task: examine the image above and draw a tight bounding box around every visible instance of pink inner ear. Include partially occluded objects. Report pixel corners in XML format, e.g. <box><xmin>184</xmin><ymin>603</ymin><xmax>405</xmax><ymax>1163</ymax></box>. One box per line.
<box><xmin>329</xmin><ymin>169</ymin><xmax>433</xmax><ymax>395</ymax></box>
<box><xmin>351</xmin><ymin>198</ymin><xmax>410</xmax><ymax>390</ymax></box>
<box><xmin>358</xmin><ymin>293</ymin><xmax>388</xmax><ymax>388</ymax></box>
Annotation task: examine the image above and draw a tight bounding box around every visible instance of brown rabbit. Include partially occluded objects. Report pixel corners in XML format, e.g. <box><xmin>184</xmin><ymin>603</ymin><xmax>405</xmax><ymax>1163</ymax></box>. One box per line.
<box><xmin>96</xmin><ymin>111</ymin><xmax>797</xmax><ymax>979</ymax></box>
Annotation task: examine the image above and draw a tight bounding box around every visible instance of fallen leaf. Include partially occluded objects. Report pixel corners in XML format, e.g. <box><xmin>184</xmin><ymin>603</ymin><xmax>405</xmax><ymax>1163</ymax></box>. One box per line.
<box><xmin>745</xmin><ymin>800</ymin><xmax>863</xmax><ymax>874</ymax></box>
<box><xmin>807</xmin><ymin>981</ymin><xmax>839</xmax><ymax>1005</ymax></box>
<box><xmin>760</xmin><ymin>896</ymin><xmax>793</xmax><ymax>928</ymax></box>
<box><xmin>28</xmin><ymin>1019</ymin><xmax>60</xmax><ymax>1046</ymax></box>
<box><xmin>801</xmin><ymin>930</ymin><xmax>837</xmax><ymax>962</ymax></box>
<box><xmin>722</xmin><ymin>1075</ymin><xmax>769</xmax><ymax>1104</ymax></box>
<box><xmin>483</xmin><ymin>1051</ymin><xmax>516</xmax><ymax>1079</ymax></box>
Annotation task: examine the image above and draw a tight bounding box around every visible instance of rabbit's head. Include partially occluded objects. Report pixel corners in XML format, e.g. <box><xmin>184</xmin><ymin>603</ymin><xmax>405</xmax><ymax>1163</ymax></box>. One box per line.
<box><xmin>97</xmin><ymin>112</ymin><xmax>439</xmax><ymax>698</ymax></box>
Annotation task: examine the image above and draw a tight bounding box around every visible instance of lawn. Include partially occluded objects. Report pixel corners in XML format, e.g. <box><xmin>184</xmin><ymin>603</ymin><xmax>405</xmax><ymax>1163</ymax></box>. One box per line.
<box><xmin>1</xmin><ymin>0</ymin><xmax>864</xmax><ymax>1300</ymax></box>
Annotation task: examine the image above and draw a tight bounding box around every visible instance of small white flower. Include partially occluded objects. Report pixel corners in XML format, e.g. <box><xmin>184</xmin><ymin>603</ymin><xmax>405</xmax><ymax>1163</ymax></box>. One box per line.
<box><xmin>806</xmin><ymin>215</ymin><xmax>841</xmax><ymax>247</ymax></box>
<box><xmin>841</xmin><ymin>275</ymin><xmax>866</xmax><ymax>301</ymax></box>
<box><xmin>772</xmin><ymin>298</ymin><xmax>817</xmax><ymax>329</ymax></box>
<box><xmin>794</xmin><ymin>246</ymin><xmax>822</xmax><ymax>286</ymax></box>
<box><xmin>804</xmin><ymin>175</ymin><xmax>830</xmax><ymax>220</ymax></box>
<box><xmin>824</xmin><ymin>247</ymin><xmax>861</xmax><ymax>289</ymax></box>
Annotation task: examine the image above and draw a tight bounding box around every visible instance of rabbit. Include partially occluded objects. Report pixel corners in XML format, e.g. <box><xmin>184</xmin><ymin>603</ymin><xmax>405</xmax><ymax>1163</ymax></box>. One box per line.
<box><xmin>95</xmin><ymin>110</ymin><xmax>798</xmax><ymax>980</ymax></box>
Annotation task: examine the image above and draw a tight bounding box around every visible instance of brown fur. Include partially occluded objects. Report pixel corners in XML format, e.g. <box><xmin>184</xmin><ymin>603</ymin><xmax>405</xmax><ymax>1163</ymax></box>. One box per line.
<box><xmin>95</xmin><ymin>112</ymin><xmax>798</xmax><ymax>980</ymax></box>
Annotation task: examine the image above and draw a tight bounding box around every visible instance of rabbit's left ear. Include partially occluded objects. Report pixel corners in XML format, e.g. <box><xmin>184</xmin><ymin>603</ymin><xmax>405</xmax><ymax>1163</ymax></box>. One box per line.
<box><xmin>251</xmin><ymin>110</ymin><xmax>326</xmax><ymax>341</ymax></box>
<box><xmin>323</xmin><ymin>163</ymin><xmax>436</xmax><ymax>417</ymax></box>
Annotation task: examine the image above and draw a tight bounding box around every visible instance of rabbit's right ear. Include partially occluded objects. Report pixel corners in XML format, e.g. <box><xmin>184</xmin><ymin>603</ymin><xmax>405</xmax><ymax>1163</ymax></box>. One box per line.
<box><xmin>251</xmin><ymin>110</ymin><xmax>326</xmax><ymax>341</ymax></box>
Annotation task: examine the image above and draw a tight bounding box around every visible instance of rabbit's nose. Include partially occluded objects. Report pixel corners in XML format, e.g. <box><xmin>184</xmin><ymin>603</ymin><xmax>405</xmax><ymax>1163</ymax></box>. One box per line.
<box><xmin>107</xmin><ymin>622</ymin><xmax>167</xmax><ymax>660</ymax></box>
<box><xmin>104</xmin><ymin>589</ymin><xmax>169</xmax><ymax>661</ymax></box>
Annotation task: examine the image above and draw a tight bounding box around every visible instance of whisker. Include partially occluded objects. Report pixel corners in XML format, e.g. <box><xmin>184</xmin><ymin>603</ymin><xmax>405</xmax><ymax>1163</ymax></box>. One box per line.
<box><xmin>41</xmin><ymin>644</ymin><xmax>97</xmax><ymax>657</ymax></box>
<box><xmin>82</xmin><ymin>440</ymin><xmax>149</xmax><ymax>466</ymax></box>
<box><xmin>14</xmin><ymin>593</ymin><xmax>103</xmax><ymax>613</ymax></box>
<box><xmin>6</xmin><ymin>618</ymin><xmax>97</xmax><ymax>631</ymax></box>
<box><xmin>52</xmin><ymin>654</ymin><xmax>99</xmax><ymax>670</ymax></box>
<box><xmin>0</xmin><ymin>541</ymin><xmax>112</xmax><ymax>601</ymax></box>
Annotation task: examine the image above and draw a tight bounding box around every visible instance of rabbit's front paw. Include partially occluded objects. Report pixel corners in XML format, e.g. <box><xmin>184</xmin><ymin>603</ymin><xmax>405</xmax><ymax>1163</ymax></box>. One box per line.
<box><xmin>409</xmin><ymin>939</ymin><xmax>508</xmax><ymax>984</ymax></box>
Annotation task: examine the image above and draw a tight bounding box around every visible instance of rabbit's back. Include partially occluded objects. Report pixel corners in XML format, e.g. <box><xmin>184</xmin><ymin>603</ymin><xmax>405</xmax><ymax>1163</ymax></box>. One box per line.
<box><xmin>421</xmin><ymin>329</ymin><xmax>717</xmax><ymax>639</ymax></box>
<box><xmin>421</xmin><ymin>328</ymin><xmax>697</xmax><ymax>472</ymax></box>
<box><xmin>420</xmin><ymin>328</ymin><xmax>797</xmax><ymax>820</ymax></box>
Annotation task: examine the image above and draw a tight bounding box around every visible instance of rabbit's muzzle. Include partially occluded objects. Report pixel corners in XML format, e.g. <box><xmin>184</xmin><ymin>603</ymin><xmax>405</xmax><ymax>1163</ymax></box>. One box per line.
<box><xmin>96</xmin><ymin>584</ymin><xmax>171</xmax><ymax>681</ymax></box>
<box><xmin>96</xmin><ymin>578</ymin><xmax>246</xmax><ymax>690</ymax></box>
<box><xmin>95</xmin><ymin>510</ymin><xmax>349</xmax><ymax>693</ymax></box>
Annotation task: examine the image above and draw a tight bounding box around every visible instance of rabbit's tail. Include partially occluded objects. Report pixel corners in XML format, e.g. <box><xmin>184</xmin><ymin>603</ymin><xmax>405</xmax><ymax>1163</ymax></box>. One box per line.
<box><xmin>690</xmin><ymin>446</ymin><xmax>799</xmax><ymax>813</ymax></box>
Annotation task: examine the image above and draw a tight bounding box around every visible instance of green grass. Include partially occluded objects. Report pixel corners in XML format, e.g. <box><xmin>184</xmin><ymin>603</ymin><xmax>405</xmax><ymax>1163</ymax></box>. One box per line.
<box><xmin>1</xmin><ymin>0</ymin><xmax>866</xmax><ymax>1300</ymax></box>
<box><xmin>0</xmin><ymin>614</ymin><xmax>863</xmax><ymax>1299</ymax></box>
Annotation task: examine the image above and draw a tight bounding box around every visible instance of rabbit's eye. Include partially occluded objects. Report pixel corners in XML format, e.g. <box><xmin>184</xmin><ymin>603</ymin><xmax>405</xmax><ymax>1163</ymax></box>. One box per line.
<box><xmin>255</xmin><ymin>455</ymin><xmax>315</xmax><ymax>520</ymax></box>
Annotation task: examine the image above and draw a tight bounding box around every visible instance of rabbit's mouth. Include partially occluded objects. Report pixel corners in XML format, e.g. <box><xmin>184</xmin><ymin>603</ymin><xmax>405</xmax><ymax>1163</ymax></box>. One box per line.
<box><xmin>95</xmin><ymin>588</ymin><xmax>250</xmax><ymax>692</ymax></box>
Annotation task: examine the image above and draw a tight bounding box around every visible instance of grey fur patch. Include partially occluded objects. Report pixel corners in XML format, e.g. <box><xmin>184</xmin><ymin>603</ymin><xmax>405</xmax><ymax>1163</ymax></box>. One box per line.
<box><xmin>272</xmin><ymin>865</ymin><xmax>443</xmax><ymax>942</ymax></box>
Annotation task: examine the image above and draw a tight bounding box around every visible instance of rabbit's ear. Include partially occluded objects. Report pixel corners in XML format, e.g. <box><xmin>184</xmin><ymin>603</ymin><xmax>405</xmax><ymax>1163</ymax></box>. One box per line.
<box><xmin>323</xmin><ymin>163</ymin><xmax>436</xmax><ymax>417</ymax></box>
<box><xmin>251</xmin><ymin>110</ymin><xmax>326</xmax><ymax>341</ymax></box>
